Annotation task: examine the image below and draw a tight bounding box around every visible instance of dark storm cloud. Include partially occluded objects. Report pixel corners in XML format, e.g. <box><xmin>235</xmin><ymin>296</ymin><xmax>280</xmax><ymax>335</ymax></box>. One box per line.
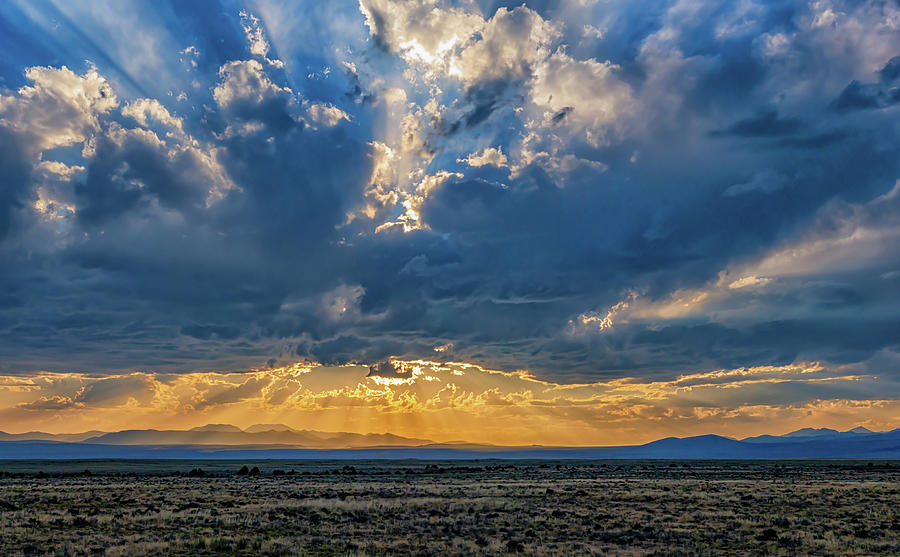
<box><xmin>74</xmin><ymin>129</ymin><xmax>214</xmax><ymax>226</ymax></box>
<box><xmin>832</xmin><ymin>80</ymin><xmax>900</xmax><ymax>111</ymax></box>
<box><xmin>711</xmin><ymin>110</ymin><xmax>804</xmax><ymax>138</ymax></box>
<box><xmin>831</xmin><ymin>55</ymin><xmax>900</xmax><ymax>112</ymax></box>
<box><xmin>0</xmin><ymin>0</ymin><xmax>899</xmax><ymax>384</ymax></box>
<box><xmin>367</xmin><ymin>361</ymin><xmax>406</xmax><ymax>379</ymax></box>
<box><xmin>0</xmin><ymin>128</ymin><xmax>32</xmax><ymax>241</ymax></box>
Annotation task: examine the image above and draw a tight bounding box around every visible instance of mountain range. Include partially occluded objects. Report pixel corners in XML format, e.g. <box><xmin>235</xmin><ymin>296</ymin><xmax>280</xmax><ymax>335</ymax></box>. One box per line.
<box><xmin>0</xmin><ymin>424</ymin><xmax>430</xmax><ymax>449</ymax></box>
<box><xmin>2</xmin><ymin>424</ymin><xmax>899</xmax><ymax>459</ymax></box>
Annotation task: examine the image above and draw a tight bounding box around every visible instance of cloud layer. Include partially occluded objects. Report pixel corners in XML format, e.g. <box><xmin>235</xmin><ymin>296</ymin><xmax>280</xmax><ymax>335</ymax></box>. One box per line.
<box><xmin>0</xmin><ymin>0</ymin><xmax>898</xmax><ymax>418</ymax></box>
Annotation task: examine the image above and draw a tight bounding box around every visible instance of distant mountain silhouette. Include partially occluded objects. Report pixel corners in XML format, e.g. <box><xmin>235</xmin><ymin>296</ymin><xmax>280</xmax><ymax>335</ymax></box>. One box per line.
<box><xmin>76</xmin><ymin>427</ymin><xmax>431</xmax><ymax>448</ymax></box>
<box><xmin>0</xmin><ymin>430</ymin><xmax>108</xmax><ymax>443</ymax></box>
<box><xmin>244</xmin><ymin>424</ymin><xmax>300</xmax><ymax>433</ymax></box>
<box><xmin>783</xmin><ymin>427</ymin><xmax>842</xmax><ymax>438</ymax></box>
<box><xmin>189</xmin><ymin>424</ymin><xmax>243</xmax><ymax>433</ymax></box>
<box><xmin>1</xmin><ymin>425</ymin><xmax>899</xmax><ymax>459</ymax></box>
<box><xmin>742</xmin><ymin>426</ymin><xmax>884</xmax><ymax>444</ymax></box>
<box><xmin>637</xmin><ymin>434</ymin><xmax>745</xmax><ymax>458</ymax></box>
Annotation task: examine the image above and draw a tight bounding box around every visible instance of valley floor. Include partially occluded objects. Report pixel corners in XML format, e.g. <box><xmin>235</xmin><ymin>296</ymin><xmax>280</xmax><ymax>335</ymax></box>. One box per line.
<box><xmin>0</xmin><ymin>460</ymin><xmax>899</xmax><ymax>555</ymax></box>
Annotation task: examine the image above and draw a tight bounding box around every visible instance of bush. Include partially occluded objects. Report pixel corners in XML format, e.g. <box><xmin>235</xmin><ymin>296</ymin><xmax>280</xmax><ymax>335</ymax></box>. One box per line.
<box><xmin>506</xmin><ymin>539</ymin><xmax>525</xmax><ymax>553</ymax></box>
<box><xmin>187</xmin><ymin>468</ymin><xmax>205</xmax><ymax>477</ymax></box>
<box><xmin>237</xmin><ymin>466</ymin><xmax>249</xmax><ymax>476</ymax></box>
<box><xmin>249</xmin><ymin>466</ymin><xmax>260</xmax><ymax>476</ymax></box>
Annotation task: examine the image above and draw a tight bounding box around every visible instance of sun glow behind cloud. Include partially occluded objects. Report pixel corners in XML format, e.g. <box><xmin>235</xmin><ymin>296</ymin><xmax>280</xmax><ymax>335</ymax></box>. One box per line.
<box><xmin>1</xmin><ymin>358</ymin><xmax>898</xmax><ymax>445</ymax></box>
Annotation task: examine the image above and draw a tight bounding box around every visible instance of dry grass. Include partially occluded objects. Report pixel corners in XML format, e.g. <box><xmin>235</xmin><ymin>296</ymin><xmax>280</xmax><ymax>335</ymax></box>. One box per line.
<box><xmin>0</xmin><ymin>460</ymin><xmax>899</xmax><ymax>555</ymax></box>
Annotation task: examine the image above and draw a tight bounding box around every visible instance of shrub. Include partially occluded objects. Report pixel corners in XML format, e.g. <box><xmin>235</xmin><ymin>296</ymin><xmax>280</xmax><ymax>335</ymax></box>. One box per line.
<box><xmin>506</xmin><ymin>539</ymin><xmax>525</xmax><ymax>553</ymax></box>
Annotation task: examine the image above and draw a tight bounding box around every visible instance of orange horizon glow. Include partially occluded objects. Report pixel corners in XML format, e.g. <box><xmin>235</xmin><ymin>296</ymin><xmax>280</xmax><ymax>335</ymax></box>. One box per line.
<box><xmin>1</xmin><ymin>359</ymin><xmax>897</xmax><ymax>446</ymax></box>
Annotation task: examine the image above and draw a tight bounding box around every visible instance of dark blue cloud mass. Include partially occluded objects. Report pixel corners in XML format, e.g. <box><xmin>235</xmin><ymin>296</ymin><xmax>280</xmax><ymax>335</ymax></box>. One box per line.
<box><xmin>0</xmin><ymin>0</ymin><xmax>898</xmax><ymax>382</ymax></box>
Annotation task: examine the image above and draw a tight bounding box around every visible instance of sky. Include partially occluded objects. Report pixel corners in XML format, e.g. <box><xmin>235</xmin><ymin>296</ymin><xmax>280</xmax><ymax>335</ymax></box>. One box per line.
<box><xmin>0</xmin><ymin>0</ymin><xmax>899</xmax><ymax>444</ymax></box>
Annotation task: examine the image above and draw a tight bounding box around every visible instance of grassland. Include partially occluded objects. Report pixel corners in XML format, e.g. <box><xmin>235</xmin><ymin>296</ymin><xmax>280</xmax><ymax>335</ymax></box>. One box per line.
<box><xmin>1</xmin><ymin>460</ymin><xmax>899</xmax><ymax>555</ymax></box>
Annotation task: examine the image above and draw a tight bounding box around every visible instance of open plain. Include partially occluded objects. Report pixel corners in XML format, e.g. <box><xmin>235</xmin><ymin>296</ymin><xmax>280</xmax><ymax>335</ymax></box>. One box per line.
<box><xmin>1</xmin><ymin>460</ymin><xmax>899</xmax><ymax>555</ymax></box>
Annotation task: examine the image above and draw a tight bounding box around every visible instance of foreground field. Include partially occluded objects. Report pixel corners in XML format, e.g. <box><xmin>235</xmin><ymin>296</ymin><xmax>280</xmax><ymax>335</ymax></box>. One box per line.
<box><xmin>1</xmin><ymin>460</ymin><xmax>899</xmax><ymax>555</ymax></box>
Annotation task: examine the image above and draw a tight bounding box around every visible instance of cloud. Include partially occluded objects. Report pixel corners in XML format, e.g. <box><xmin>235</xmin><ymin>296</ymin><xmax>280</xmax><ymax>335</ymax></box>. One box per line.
<box><xmin>213</xmin><ymin>59</ymin><xmax>294</xmax><ymax>124</ymax></box>
<box><xmin>0</xmin><ymin>65</ymin><xmax>117</xmax><ymax>153</ymax></box>
<box><xmin>0</xmin><ymin>0</ymin><xmax>898</xmax><ymax>389</ymax></box>
<box><xmin>831</xmin><ymin>55</ymin><xmax>900</xmax><ymax>111</ymax></box>
<box><xmin>239</xmin><ymin>10</ymin><xmax>283</xmax><ymax>68</ymax></box>
<box><xmin>459</xmin><ymin>147</ymin><xmax>507</xmax><ymax>168</ymax></box>
<box><xmin>17</xmin><ymin>395</ymin><xmax>79</xmax><ymax>411</ymax></box>
<box><xmin>193</xmin><ymin>375</ymin><xmax>271</xmax><ymax>409</ymax></box>
<box><xmin>305</xmin><ymin>102</ymin><xmax>351</xmax><ymax>126</ymax></box>
<box><xmin>74</xmin><ymin>121</ymin><xmax>233</xmax><ymax>224</ymax></box>
<box><xmin>121</xmin><ymin>98</ymin><xmax>184</xmax><ymax>133</ymax></box>
<box><xmin>359</xmin><ymin>0</ymin><xmax>484</xmax><ymax>67</ymax></box>
<box><xmin>367</xmin><ymin>360</ymin><xmax>406</xmax><ymax>379</ymax></box>
<box><xmin>72</xmin><ymin>374</ymin><xmax>158</xmax><ymax>407</ymax></box>
<box><xmin>528</xmin><ymin>48</ymin><xmax>633</xmax><ymax>146</ymax></box>
<box><xmin>0</xmin><ymin>65</ymin><xmax>117</xmax><ymax>242</ymax></box>
<box><xmin>455</xmin><ymin>6</ymin><xmax>560</xmax><ymax>85</ymax></box>
<box><xmin>712</xmin><ymin>110</ymin><xmax>804</xmax><ymax>138</ymax></box>
<box><xmin>723</xmin><ymin>170</ymin><xmax>789</xmax><ymax>197</ymax></box>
